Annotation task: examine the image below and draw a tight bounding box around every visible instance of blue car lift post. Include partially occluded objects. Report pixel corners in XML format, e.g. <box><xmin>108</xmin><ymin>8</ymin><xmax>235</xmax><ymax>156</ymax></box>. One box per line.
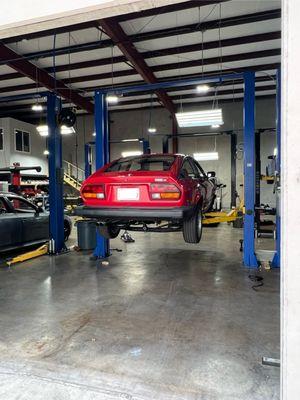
<box><xmin>47</xmin><ymin>93</ymin><xmax>65</xmax><ymax>254</ymax></box>
<box><xmin>93</xmin><ymin>71</ymin><xmax>261</xmax><ymax>266</ymax></box>
<box><xmin>93</xmin><ymin>91</ymin><xmax>110</xmax><ymax>258</ymax></box>
<box><xmin>243</xmin><ymin>71</ymin><xmax>258</xmax><ymax>268</ymax></box>
<box><xmin>272</xmin><ymin>68</ymin><xmax>281</xmax><ymax>268</ymax></box>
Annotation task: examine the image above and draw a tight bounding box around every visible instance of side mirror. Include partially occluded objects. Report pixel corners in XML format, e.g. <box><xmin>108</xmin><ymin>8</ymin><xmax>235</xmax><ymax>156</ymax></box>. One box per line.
<box><xmin>207</xmin><ymin>171</ymin><xmax>216</xmax><ymax>178</ymax></box>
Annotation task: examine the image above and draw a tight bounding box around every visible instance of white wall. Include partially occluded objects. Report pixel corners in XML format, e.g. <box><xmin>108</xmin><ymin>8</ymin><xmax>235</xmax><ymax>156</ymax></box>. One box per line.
<box><xmin>0</xmin><ymin>117</ymin><xmax>48</xmax><ymax>176</ymax></box>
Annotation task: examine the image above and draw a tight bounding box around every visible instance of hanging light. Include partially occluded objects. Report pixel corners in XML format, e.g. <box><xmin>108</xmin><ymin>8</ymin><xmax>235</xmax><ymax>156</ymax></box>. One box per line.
<box><xmin>211</xmin><ymin>124</ymin><xmax>220</xmax><ymax>128</ymax></box>
<box><xmin>193</xmin><ymin>152</ymin><xmax>219</xmax><ymax>161</ymax></box>
<box><xmin>92</xmin><ymin>132</ymin><xmax>96</xmax><ymax>136</ymax></box>
<box><xmin>36</xmin><ymin>125</ymin><xmax>75</xmax><ymax>136</ymax></box>
<box><xmin>106</xmin><ymin>93</ymin><xmax>119</xmax><ymax>104</ymax></box>
<box><xmin>176</xmin><ymin>109</ymin><xmax>223</xmax><ymax>128</ymax></box>
<box><xmin>43</xmin><ymin>150</ymin><xmax>49</xmax><ymax>155</ymax></box>
<box><xmin>32</xmin><ymin>102</ymin><xmax>43</xmax><ymax>111</ymax></box>
<box><xmin>148</xmin><ymin>127</ymin><xmax>157</xmax><ymax>134</ymax></box>
<box><xmin>196</xmin><ymin>84</ymin><xmax>210</xmax><ymax>93</ymax></box>
<box><xmin>37</xmin><ymin>124</ymin><xmax>48</xmax><ymax>136</ymax></box>
<box><xmin>106</xmin><ymin>45</ymin><xmax>119</xmax><ymax>105</ymax></box>
<box><xmin>122</xmin><ymin>150</ymin><xmax>142</xmax><ymax>157</ymax></box>
<box><xmin>60</xmin><ymin>125</ymin><xmax>75</xmax><ymax>135</ymax></box>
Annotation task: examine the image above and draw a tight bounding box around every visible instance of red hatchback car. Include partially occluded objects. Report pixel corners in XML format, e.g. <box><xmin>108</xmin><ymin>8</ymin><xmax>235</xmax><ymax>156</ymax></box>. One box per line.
<box><xmin>76</xmin><ymin>154</ymin><xmax>217</xmax><ymax>243</ymax></box>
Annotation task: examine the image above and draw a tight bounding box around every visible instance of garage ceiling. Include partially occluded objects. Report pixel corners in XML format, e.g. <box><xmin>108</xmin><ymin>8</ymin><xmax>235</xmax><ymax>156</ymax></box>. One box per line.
<box><xmin>0</xmin><ymin>0</ymin><xmax>281</xmax><ymax>122</ymax></box>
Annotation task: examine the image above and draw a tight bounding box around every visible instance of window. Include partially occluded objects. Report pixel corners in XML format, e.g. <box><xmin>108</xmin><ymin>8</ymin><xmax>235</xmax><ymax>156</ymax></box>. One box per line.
<box><xmin>8</xmin><ymin>197</ymin><xmax>36</xmax><ymax>213</ymax></box>
<box><xmin>193</xmin><ymin>160</ymin><xmax>206</xmax><ymax>178</ymax></box>
<box><xmin>15</xmin><ymin>129</ymin><xmax>30</xmax><ymax>153</ymax></box>
<box><xmin>181</xmin><ymin>159</ymin><xmax>196</xmax><ymax>178</ymax></box>
<box><xmin>106</xmin><ymin>156</ymin><xmax>175</xmax><ymax>172</ymax></box>
<box><xmin>0</xmin><ymin>128</ymin><xmax>3</xmax><ymax>151</ymax></box>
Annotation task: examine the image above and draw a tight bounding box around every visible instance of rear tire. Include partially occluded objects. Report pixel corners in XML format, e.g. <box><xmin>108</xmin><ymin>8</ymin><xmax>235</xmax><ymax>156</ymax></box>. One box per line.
<box><xmin>182</xmin><ymin>208</ymin><xmax>202</xmax><ymax>243</ymax></box>
<box><xmin>98</xmin><ymin>224</ymin><xmax>120</xmax><ymax>239</ymax></box>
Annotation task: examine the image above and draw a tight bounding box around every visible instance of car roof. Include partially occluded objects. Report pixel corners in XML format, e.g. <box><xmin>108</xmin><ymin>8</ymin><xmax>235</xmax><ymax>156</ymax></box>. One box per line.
<box><xmin>115</xmin><ymin>153</ymin><xmax>184</xmax><ymax>161</ymax></box>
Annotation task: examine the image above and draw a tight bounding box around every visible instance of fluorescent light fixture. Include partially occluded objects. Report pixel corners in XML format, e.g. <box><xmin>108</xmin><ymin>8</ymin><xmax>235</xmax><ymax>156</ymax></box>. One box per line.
<box><xmin>211</xmin><ymin>124</ymin><xmax>220</xmax><ymax>128</ymax></box>
<box><xmin>176</xmin><ymin>109</ymin><xmax>223</xmax><ymax>128</ymax></box>
<box><xmin>43</xmin><ymin>150</ymin><xmax>49</xmax><ymax>155</ymax></box>
<box><xmin>148</xmin><ymin>127</ymin><xmax>157</xmax><ymax>133</ymax></box>
<box><xmin>32</xmin><ymin>103</ymin><xmax>43</xmax><ymax>111</ymax></box>
<box><xmin>106</xmin><ymin>93</ymin><xmax>119</xmax><ymax>104</ymax></box>
<box><xmin>121</xmin><ymin>150</ymin><xmax>143</xmax><ymax>158</ymax></box>
<box><xmin>196</xmin><ymin>84</ymin><xmax>210</xmax><ymax>93</ymax></box>
<box><xmin>60</xmin><ymin>125</ymin><xmax>75</xmax><ymax>135</ymax></box>
<box><xmin>193</xmin><ymin>152</ymin><xmax>219</xmax><ymax>161</ymax></box>
<box><xmin>37</xmin><ymin>125</ymin><xmax>75</xmax><ymax>136</ymax></box>
<box><xmin>37</xmin><ymin>124</ymin><xmax>49</xmax><ymax>137</ymax></box>
<box><xmin>122</xmin><ymin>138</ymin><xmax>140</xmax><ymax>142</ymax></box>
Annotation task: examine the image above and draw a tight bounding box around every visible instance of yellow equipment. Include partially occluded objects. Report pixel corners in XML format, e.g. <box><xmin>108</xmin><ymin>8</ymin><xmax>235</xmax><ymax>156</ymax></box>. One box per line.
<box><xmin>203</xmin><ymin>192</ymin><xmax>244</xmax><ymax>225</ymax></box>
<box><xmin>6</xmin><ymin>244</ymin><xmax>48</xmax><ymax>267</ymax></box>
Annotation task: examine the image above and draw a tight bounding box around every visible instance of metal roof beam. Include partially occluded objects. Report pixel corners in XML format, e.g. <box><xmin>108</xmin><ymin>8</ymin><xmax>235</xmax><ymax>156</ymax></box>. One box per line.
<box><xmin>0</xmin><ymin>44</ymin><xmax>94</xmax><ymax>113</ymax></box>
<box><xmin>57</xmin><ymin>48</ymin><xmax>281</xmax><ymax>85</ymax></box>
<box><xmin>1</xmin><ymin>1</ymin><xmax>228</xmax><ymax>44</ymax></box>
<box><xmin>0</xmin><ymin>31</ymin><xmax>280</xmax><ymax>81</ymax></box>
<box><xmin>0</xmin><ymin>62</ymin><xmax>280</xmax><ymax>96</ymax></box>
<box><xmin>0</xmin><ymin>9</ymin><xmax>281</xmax><ymax>65</ymax></box>
<box><xmin>100</xmin><ymin>17</ymin><xmax>176</xmax><ymax>114</ymax></box>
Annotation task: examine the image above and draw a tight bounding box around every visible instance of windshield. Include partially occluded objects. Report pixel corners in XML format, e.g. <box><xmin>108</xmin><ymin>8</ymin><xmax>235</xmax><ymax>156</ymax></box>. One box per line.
<box><xmin>105</xmin><ymin>156</ymin><xmax>175</xmax><ymax>172</ymax></box>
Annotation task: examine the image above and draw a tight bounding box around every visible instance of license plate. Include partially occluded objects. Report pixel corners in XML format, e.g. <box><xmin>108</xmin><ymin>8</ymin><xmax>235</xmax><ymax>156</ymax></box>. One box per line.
<box><xmin>117</xmin><ymin>187</ymin><xmax>140</xmax><ymax>201</ymax></box>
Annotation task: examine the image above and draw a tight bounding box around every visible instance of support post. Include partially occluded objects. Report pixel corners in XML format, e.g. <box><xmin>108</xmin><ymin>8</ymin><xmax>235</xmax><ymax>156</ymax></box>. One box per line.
<box><xmin>84</xmin><ymin>143</ymin><xmax>92</xmax><ymax>179</ymax></box>
<box><xmin>47</xmin><ymin>93</ymin><xmax>65</xmax><ymax>254</ymax></box>
<box><xmin>93</xmin><ymin>91</ymin><xmax>109</xmax><ymax>258</ymax></box>
<box><xmin>162</xmin><ymin>136</ymin><xmax>169</xmax><ymax>154</ymax></box>
<box><xmin>172</xmin><ymin>116</ymin><xmax>178</xmax><ymax>153</ymax></box>
<box><xmin>230</xmin><ymin>133</ymin><xmax>237</xmax><ymax>208</ymax></box>
<box><xmin>272</xmin><ymin>68</ymin><xmax>281</xmax><ymax>268</ymax></box>
<box><xmin>243</xmin><ymin>71</ymin><xmax>258</xmax><ymax>268</ymax></box>
<box><xmin>142</xmin><ymin>139</ymin><xmax>150</xmax><ymax>154</ymax></box>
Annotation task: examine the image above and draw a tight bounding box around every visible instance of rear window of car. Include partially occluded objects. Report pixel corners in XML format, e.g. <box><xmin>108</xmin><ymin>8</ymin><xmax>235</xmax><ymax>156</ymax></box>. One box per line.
<box><xmin>105</xmin><ymin>156</ymin><xmax>175</xmax><ymax>172</ymax></box>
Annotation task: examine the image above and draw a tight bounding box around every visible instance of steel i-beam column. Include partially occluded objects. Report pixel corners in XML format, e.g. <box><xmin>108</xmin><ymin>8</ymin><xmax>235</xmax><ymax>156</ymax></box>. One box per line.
<box><xmin>47</xmin><ymin>93</ymin><xmax>65</xmax><ymax>254</ymax></box>
<box><xmin>142</xmin><ymin>139</ymin><xmax>150</xmax><ymax>154</ymax></box>
<box><xmin>93</xmin><ymin>91</ymin><xmax>109</xmax><ymax>258</ymax></box>
<box><xmin>243</xmin><ymin>71</ymin><xmax>258</xmax><ymax>268</ymax></box>
<box><xmin>84</xmin><ymin>143</ymin><xmax>92</xmax><ymax>179</ymax></box>
<box><xmin>162</xmin><ymin>136</ymin><xmax>169</xmax><ymax>154</ymax></box>
<box><xmin>272</xmin><ymin>68</ymin><xmax>281</xmax><ymax>268</ymax></box>
<box><xmin>230</xmin><ymin>133</ymin><xmax>237</xmax><ymax>208</ymax></box>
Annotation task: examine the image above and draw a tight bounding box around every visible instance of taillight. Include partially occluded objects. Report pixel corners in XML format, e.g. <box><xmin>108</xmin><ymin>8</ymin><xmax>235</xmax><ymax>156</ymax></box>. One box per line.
<box><xmin>82</xmin><ymin>184</ymin><xmax>105</xmax><ymax>199</ymax></box>
<box><xmin>150</xmin><ymin>183</ymin><xmax>181</xmax><ymax>200</ymax></box>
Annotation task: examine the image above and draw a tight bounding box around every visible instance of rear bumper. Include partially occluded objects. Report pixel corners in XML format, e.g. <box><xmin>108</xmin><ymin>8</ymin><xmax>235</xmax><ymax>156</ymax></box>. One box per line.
<box><xmin>74</xmin><ymin>205</ymin><xmax>195</xmax><ymax>221</ymax></box>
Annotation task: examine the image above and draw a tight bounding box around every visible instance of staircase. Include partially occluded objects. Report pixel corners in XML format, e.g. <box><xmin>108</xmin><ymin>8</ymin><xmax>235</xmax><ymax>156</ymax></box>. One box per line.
<box><xmin>63</xmin><ymin>160</ymin><xmax>85</xmax><ymax>191</ymax></box>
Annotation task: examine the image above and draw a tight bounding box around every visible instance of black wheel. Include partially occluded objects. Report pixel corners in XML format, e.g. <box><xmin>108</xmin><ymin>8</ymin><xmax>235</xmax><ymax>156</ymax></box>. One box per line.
<box><xmin>182</xmin><ymin>208</ymin><xmax>202</xmax><ymax>243</ymax></box>
<box><xmin>64</xmin><ymin>220</ymin><xmax>71</xmax><ymax>241</ymax></box>
<box><xmin>98</xmin><ymin>224</ymin><xmax>120</xmax><ymax>239</ymax></box>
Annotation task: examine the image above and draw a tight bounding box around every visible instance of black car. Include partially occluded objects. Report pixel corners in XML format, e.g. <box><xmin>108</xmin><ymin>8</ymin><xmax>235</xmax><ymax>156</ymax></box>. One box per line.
<box><xmin>0</xmin><ymin>192</ymin><xmax>72</xmax><ymax>253</ymax></box>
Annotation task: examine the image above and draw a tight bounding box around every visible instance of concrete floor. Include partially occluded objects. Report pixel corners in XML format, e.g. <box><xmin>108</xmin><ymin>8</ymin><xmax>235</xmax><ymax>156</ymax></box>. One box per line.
<box><xmin>0</xmin><ymin>225</ymin><xmax>280</xmax><ymax>399</ymax></box>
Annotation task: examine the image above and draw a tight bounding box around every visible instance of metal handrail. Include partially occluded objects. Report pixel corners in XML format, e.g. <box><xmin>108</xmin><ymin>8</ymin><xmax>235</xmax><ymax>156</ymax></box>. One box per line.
<box><xmin>62</xmin><ymin>160</ymin><xmax>85</xmax><ymax>183</ymax></box>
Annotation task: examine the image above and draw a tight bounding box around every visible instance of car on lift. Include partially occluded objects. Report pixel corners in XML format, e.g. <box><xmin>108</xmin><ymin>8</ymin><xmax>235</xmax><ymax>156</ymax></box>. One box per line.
<box><xmin>0</xmin><ymin>192</ymin><xmax>72</xmax><ymax>253</ymax></box>
<box><xmin>75</xmin><ymin>154</ymin><xmax>217</xmax><ymax>243</ymax></box>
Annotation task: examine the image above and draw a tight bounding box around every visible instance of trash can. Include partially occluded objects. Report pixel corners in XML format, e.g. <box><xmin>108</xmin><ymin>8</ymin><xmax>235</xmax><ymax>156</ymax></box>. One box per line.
<box><xmin>76</xmin><ymin>220</ymin><xmax>97</xmax><ymax>250</ymax></box>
